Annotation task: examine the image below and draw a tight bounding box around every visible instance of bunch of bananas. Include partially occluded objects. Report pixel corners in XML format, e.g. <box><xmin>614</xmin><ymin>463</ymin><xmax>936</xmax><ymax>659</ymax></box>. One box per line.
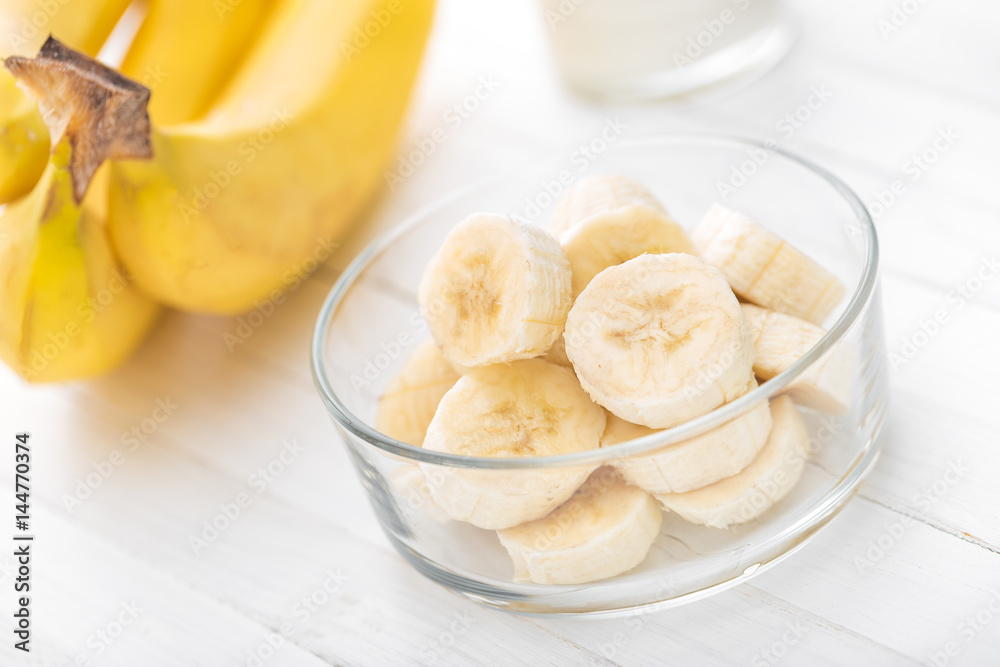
<box><xmin>0</xmin><ymin>0</ymin><xmax>434</xmax><ymax>382</ymax></box>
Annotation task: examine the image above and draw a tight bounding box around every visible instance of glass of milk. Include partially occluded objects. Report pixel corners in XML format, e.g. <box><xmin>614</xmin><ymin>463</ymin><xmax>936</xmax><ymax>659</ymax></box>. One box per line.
<box><xmin>540</xmin><ymin>0</ymin><xmax>793</xmax><ymax>99</ymax></box>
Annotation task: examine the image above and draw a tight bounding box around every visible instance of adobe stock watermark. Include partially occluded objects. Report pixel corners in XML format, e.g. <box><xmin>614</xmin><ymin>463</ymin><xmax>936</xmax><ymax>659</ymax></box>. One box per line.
<box><xmin>70</xmin><ymin>600</ymin><xmax>144</xmax><ymax>666</ymax></box>
<box><xmin>348</xmin><ymin>279</ymin><xmax>484</xmax><ymax>391</ymax></box>
<box><xmin>853</xmin><ymin>459</ymin><xmax>967</xmax><ymax>574</ymax></box>
<box><xmin>521</xmin><ymin>116</ymin><xmax>628</xmax><ymax>222</ymax></box>
<box><xmin>396</xmin><ymin>464</ymin><xmax>447</xmax><ymax>515</ymax></box>
<box><xmin>542</xmin><ymin>0</ymin><xmax>589</xmax><ymax>30</ymax></box>
<box><xmin>718</xmin><ymin>409</ymin><xmax>842</xmax><ymax>527</ymax></box>
<box><xmin>673</xmin><ymin>0</ymin><xmax>755</xmax><ymax>69</ymax></box>
<box><xmin>215</xmin><ymin>0</ymin><xmax>262</xmax><ymax>21</ymax></box>
<box><xmin>681</xmin><ymin>320</ymin><xmax>755</xmax><ymax>409</ymax></box>
<box><xmin>137</xmin><ymin>64</ymin><xmax>169</xmax><ymax>91</ymax></box>
<box><xmin>179</xmin><ymin>107</ymin><xmax>294</xmax><ymax>222</ymax></box>
<box><xmin>340</xmin><ymin>0</ymin><xmax>405</xmax><ymax>61</ymax></box>
<box><xmin>62</xmin><ymin>397</ymin><xmax>181</xmax><ymax>513</ymax></box>
<box><xmin>750</xmin><ymin>622</ymin><xmax>808</xmax><ymax>667</ymax></box>
<box><xmin>588</xmin><ymin>576</ymin><xmax>678</xmax><ymax>664</ymax></box>
<box><xmin>860</xmin><ymin>126</ymin><xmax>959</xmax><ymax>224</ymax></box>
<box><xmin>189</xmin><ymin>439</ymin><xmax>306</xmax><ymax>555</ymax></box>
<box><xmin>18</xmin><ymin>269</ymin><xmax>137</xmax><ymax>381</ymax></box>
<box><xmin>716</xmin><ymin>85</ymin><xmax>834</xmax><ymax>200</ymax></box>
<box><xmin>385</xmin><ymin>75</ymin><xmax>502</xmax><ymax>191</ymax></box>
<box><xmin>5</xmin><ymin>0</ymin><xmax>70</xmax><ymax>51</ymax></box>
<box><xmin>223</xmin><ymin>236</ymin><xmax>339</xmax><ymax>352</ymax></box>
<box><xmin>242</xmin><ymin>567</ymin><xmax>350</xmax><ymax>666</ymax></box>
<box><xmin>889</xmin><ymin>254</ymin><xmax>997</xmax><ymax>370</ymax></box>
<box><xmin>876</xmin><ymin>0</ymin><xmax>932</xmax><ymax>40</ymax></box>
<box><xmin>350</xmin><ymin>311</ymin><xmax>429</xmax><ymax>390</ymax></box>
<box><xmin>928</xmin><ymin>590</ymin><xmax>1000</xmax><ymax>666</ymax></box>
<box><xmin>416</xmin><ymin>612</ymin><xmax>476</xmax><ymax>665</ymax></box>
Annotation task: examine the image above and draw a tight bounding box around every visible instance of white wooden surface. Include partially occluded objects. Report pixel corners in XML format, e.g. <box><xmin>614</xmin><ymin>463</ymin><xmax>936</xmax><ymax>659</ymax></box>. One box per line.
<box><xmin>3</xmin><ymin>0</ymin><xmax>1000</xmax><ymax>664</ymax></box>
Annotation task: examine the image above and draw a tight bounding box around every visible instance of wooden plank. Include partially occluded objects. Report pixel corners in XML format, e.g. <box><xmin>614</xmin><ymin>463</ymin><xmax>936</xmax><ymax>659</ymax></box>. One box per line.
<box><xmin>2</xmin><ymin>0</ymin><xmax>999</xmax><ymax>664</ymax></box>
<box><xmin>0</xmin><ymin>395</ymin><xmax>615</xmax><ymax>666</ymax></box>
<box><xmin>0</xmin><ymin>495</ymin><xmax>336</xmax><ymax>667</ymax></box>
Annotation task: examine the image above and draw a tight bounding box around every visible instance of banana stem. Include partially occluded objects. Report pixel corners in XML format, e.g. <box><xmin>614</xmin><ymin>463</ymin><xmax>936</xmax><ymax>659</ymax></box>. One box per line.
<box><xmin>3</xmin><ymin>36</ymin><xmax>152</xmax><ymax>204</ymax></box>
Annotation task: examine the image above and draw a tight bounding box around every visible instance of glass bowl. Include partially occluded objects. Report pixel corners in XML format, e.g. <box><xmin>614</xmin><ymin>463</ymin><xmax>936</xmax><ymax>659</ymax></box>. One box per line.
<box><xmin>539</xmin><ymin>0</ymin><xmax>794</xmax><ymax>100</ymax></box>
<box><xmin>311</xmin><ymin>134</ymin><xmax>887</xmax><ymax>615</ymax></box>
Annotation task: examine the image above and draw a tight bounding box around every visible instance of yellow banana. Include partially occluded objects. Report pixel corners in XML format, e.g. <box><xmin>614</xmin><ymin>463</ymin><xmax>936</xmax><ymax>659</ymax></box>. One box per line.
<box><xmin>121</xmin><ymin>0</ymin><xmax>277</xmax><ymax>125</ymax></box>
<box><xmin>0</xmin><ymin>38</ymin><xmax>159</xmax><ymax>382</ymax></box>
<box><xmin>106</xmin><ymin>0</ymin><xmax>436</xmax><ymax>313</ymax></box>
<box><xmin>0</xmin><ymin>0</ymin><xmax>132</xmax><ymax>204</ymax></box>
<box><xmin>0</xmin><ymin>68</ymin><xmax>47</xmax><ymax>203</ymax></box>
<box><xmin>79</xmin><ymin>0</ymin><xmax>279</xmax><ymax>242</ymax></box>
<box><xmin>0</xmin><ymin>0</ymin><xmax>131</xmax><ymax>56</ymax></box>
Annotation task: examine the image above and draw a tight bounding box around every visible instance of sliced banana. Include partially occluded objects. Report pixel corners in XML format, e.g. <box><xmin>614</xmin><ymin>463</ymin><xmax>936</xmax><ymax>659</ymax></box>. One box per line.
<box><xmin>561</xmin><ymin>213</ymin><xmax>696</xmax><ymax>297</ymax></box>
<box><xmin>389</xmin><ymin>465</ymin><xmax>451</xmax><ymax>523</ymax></box>
<box><xmin>497</xmin><ymin>467</ymin><xmax>662</xmax><ymax>585</ymax></box>
<box><xmin>544</xmin><ymin>334</ymin><xmax>572</xmax><ymax>367</ymax></box>
<box><xmin>604</xmin><ymin>380</ymin><xmax>773</xmax><ymax>495</ymax></box>
<box><xmin>550</xmin><ymin>174</ymin><xmax>667</xmax><ymax>237</ymax></box>
<box><xmin>657</xmin><ymin>395</ymin><xmax>810</xmax><ymax>528</ymax></box>
<box><xmin>692</xmin><ymin>204</ymin><xmax>845</xmax><ymax>325</ymax></box>
<box><xmin>420</xmin><ymin>359</ymin><xmax>605</xmax><ymax>530</ymax></box>
<box><xmin>554</xmin><ymin>175</ymin><xmax>695</xmax><ymax>297</ymax></box>
<box><xmin>564</xmin><ymin>253</ymin><xmax>756</xmax><ymax>429</ymax></box>
<box><xmin>741</xmin><ymin>303</ymin><xmax>854</xmax><ymax>415</ymax></box>
<box><xmin>419</xmin><ymin>213</ymin><xmax>572</xmax><ymax>367</ymax></box>
<box><xmin>376</xmin><ymin>339</ymin><xmax>463</xmax><ymax>446</ymax></box>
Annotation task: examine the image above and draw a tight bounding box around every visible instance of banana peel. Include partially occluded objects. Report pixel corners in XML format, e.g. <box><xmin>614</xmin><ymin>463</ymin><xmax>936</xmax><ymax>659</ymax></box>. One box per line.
<box><xmin>106</xmin><ymin>0</ymin><xmax>436</xmax><ymax>313</ymax></box>
<box><xmin>0</xmin><ymin>38</ymin><xmax>158</xmax><ymax>382</ymax></box>
<box><xmin>0</xmin><ymin>0</ymin><xmax>437</xmax><ymax>381</ymax></box>
<box><xmin>122</xmin><ymin>0</ymin><xmax>278</xmax><ymax>125</ymax></box>
<box><xmin>0</xmin><ymin>0</ymin><xmax>133</xmax><ymax>205</ymax></box>
<box><xmin>0</xmin><ymin>68</ymin><xmax>48</xmax><ymax>203</ymax></box>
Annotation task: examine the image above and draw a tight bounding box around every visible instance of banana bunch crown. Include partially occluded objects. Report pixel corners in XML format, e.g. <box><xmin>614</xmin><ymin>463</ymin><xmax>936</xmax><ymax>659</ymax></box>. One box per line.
<box><xmin>4</xmin><ymin>36</ymin><xmax>152</xmax><ymax>201</ymax></box>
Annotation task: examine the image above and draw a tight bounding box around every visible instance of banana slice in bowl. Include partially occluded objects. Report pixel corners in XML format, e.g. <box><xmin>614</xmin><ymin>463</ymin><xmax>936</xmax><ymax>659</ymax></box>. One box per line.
<box><xmin>550</xmin><ymin>174</ymin><xmax>668</xmax><ymax>237</ymax></box>
<box><xmin>604</xmin><ymin>380</ymin><xmax>773</xmax><ymax>495</ymax></box>
<box><xmin>497</xmin><ymin>467</ymin><xmax>662</xmax><ymax>585</ymax></box>
<box><xmin>419</xmin><ymin>359</ymin><xmax>605</xmax><ymax>530</ymax></box>
<box><xmin>553</xmin><ymin>174</ymin><xmax>695</xmax><ymax>297</ymax></box>
<box><xmin>741</xmin><ymin>303</ymin><xmax>854</xmax><ymax>415</ymax></box>
<box><xmin>565</xmin><ymin>253</ymin><xmax>756</xmax><ymax>429</ymax></box>
<box><xmin>418</xmin><ymin>213</ymin><xmax>572</xmax><ymax>368</ymax></box>
<box><xmin>376</xmin><ymin>339</ymin><xmax>464</xmax><ymax>447</ymax></box>
<box><xmin>543</xmin><ymin>333</ymin><xmax>572</xmax><ymax>367</ymax></box>
<box><xmin>656</xmin><ymin>395</ymin><xmax>810</xmax><ymax>529</ymax></box>
<box><xmin>314</xmin><ymin>136</ymin><xmax>887</xmax><ymax>610</ymax></box>
<box><xmin>692</xmin><ymin>204</ymin><xmax>845</xmax><ymax>325</ymax></box>
<box><xmin>389</xmin><ymin>465</ymin><xmax>452</xmax><ymax>524</ymax></box>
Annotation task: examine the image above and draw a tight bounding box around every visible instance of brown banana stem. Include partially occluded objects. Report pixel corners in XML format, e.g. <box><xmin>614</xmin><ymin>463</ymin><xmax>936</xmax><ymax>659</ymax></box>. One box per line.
<box><xmin>3</xmin><ymin>36</ymin><xmax>153</xmax><ymax>203</ymax></box>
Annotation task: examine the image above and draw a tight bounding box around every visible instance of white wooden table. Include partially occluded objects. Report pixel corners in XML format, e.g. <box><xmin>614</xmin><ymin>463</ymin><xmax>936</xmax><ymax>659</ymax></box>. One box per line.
<box><xmin>3</xmin><ymin>0</ymin><xmax>1000</xmax><ymax>664</ymax></box>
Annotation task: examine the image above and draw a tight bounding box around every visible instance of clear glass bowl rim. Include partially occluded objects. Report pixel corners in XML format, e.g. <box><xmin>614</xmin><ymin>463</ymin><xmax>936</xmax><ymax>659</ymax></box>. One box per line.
<box><xmin>311</xmin><ymin>133</ymin><xmax>879</xmax><ymax>471</ymax></box>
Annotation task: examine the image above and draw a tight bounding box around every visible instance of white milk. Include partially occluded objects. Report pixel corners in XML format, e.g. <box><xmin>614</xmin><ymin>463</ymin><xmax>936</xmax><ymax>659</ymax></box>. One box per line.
<box><xmin>540</xmin><ymin>0</ymin><xmax>789</xmax><ymax>98</ymax></box>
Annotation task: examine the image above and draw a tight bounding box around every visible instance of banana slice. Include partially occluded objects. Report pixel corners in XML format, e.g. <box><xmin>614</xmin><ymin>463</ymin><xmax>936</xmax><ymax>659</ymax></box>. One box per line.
<box><xmin>565</xmin><ymin>253</ymin><xmax>756</xmax><ymax>429</ymax></box>
<box><xmin>497</xmin><ymin>467</ymin><xmax>662</xmax><ymax>585</ymax></box>
<box><xmin>561</xmin><ymin>212</ymin><xmax>696</xmax><ymax>298</ymax></box>
<box><xmin>419</xmin><ymin>214</ymin><xmax>572</xmax><ymax>367</ymax></box>
<box><xmin>420</xmin><ymin>359</ymin><xmax>605</xmax><ymax>530</ymax></box>
<box><xmin>604</xmin><ymin>380</ymin><xmax>773</xmax><ymax>495</ymax></box>
<box><xmin>389</xmin><ymin>465</ymin><xmax>451</xmax><ymax>524</ymax></box>
<box><xmin>741</xmin><ymin>303</ymin><xmax>854</xmax><ymax>415</ymax></box>
<box><xmin>376</xmin><ymin>339</ymin><xmax>463</xmax><ymax>446</ymax></box>
<box><xmin>657</xmin><ymin>396</ymin><xmax>810</xmax><ymax>528</ymax></box>
<box><xmin>550</xmin><ymin>174</ymin><xmax>667</xmax><ymax>237</ymax></box>
<box><xmin>553</xmin><ymin>175</ymin><xmax>696</xmax><ymax>297</ymax></box>
<box><xmin>692</xmin><ymin>204</ymin><xmax>845</xmax><ymax>325</ymax></box>
<box><xmin>544</xmin><ymin>334</ymin><xmax>572</xmax><ymax>367</ymax></box>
